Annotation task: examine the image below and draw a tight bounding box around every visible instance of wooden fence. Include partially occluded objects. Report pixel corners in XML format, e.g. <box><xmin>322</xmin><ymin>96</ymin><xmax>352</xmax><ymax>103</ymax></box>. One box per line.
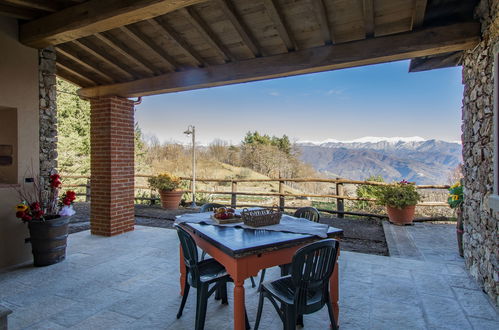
<box><xmin>61</xmin><ymin>174</ymin><xmax>451</xmax><ymax>219</ymax></box>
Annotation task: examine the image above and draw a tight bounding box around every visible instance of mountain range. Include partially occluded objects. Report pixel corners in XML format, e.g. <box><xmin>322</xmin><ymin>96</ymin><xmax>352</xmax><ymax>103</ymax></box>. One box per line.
<box><xmin>297</xmin><ymin>137</ymin><xmax>462</xmax><ymax>184</ymax></box>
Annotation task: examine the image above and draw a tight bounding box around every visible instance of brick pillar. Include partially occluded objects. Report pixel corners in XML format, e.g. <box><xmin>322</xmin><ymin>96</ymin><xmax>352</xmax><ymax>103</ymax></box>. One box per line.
<box><xmin>90</xmin><ymin>96</ymin><xmax>135</xmax><ymax>236</ymax></box>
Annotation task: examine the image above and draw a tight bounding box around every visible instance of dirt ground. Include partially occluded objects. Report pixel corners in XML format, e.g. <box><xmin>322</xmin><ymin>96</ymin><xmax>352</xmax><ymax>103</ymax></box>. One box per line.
<box><xmin>70</xmin><ymin>203</ymin><xmax>388</xmax><ymax>256</ymax></box>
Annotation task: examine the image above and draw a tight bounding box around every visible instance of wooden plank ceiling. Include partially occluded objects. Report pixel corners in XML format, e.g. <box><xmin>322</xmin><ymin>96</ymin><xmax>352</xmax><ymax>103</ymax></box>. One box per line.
<box><xmin>1</xmin><ymin>0</ymin><xmax>480</xmax><ymax>97</ymax></box>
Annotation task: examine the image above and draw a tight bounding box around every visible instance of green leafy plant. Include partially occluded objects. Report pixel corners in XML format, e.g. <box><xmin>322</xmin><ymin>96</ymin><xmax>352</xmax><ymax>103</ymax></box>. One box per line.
<box><xmin>374</xmin><ymin>180</ymin><xmax>421</xmax><ymax>209</ymax></box>
<box><xmin>356</xmin><ymin>175</ymin><xmax>385</xmax><ymax>208</ymax></box>
<box><xmin>147</xmin><ymin>172</ymin><xmax>182</xmax><ymax>191</ymax></box>
<box><xmin>447</xmin><ymin>181</ymin><xmax>463</xmax><ymax>208</ymax></box>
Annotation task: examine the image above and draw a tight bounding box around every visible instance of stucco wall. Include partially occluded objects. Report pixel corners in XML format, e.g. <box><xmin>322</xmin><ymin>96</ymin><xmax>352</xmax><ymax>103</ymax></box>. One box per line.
<box><xmin>461</xmin><ymin>0</ymin><xmax>499</xmax><ymax>306</ymax></box>
<box><xmin>0</xmin><ymin>17</ymin><xmax>39</xmax><ymax>268</ymax></box>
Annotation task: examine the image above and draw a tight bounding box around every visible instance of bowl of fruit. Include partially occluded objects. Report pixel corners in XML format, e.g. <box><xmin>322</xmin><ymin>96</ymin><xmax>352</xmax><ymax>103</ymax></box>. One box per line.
<box><xmin>211</xmin><ymin>207</ymin><xmax>241</xmax><ymax>224</ymax></box>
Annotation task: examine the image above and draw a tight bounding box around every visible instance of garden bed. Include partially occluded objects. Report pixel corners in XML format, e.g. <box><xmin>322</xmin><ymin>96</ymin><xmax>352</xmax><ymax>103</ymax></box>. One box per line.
<box><xmin>70</xmin><ymin>203</ymin><xmax>388</xmax><ymax>255</ymax></box>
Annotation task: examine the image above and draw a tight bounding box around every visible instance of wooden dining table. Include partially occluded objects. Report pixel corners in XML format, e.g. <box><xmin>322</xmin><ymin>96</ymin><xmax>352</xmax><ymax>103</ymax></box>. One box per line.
<box><xmin>177</xmin><ymin>215</ymin><xmax>344</xmax><ymax>330</ymax></box>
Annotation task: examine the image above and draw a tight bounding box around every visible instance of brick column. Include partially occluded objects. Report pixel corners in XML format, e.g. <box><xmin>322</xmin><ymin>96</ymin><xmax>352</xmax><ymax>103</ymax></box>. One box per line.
<box><xmin>90</xmin><ymin>96</ymin><xmax>135</xmax><ymax>236</ymax></box>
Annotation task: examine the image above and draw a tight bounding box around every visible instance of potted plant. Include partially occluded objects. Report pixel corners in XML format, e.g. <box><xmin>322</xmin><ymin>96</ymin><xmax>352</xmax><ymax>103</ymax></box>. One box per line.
<box><xmin>448</xmin><ymin>180</ymin><xmax>464</xmax><ymax>257</ymax></box>
<box><xmin>148</xmin><ymin>172</ymin><xmax>184</xmax><ymax>209</ymax></box>
<box><xmin>14</xmin><ymin>173</ymin><xmax>76</xmax><ymax>266</ymax></box>
<box><xmin>375</xmin><ymin>180</ymin><xmax>421</xmax><ymax>225</ymax></box>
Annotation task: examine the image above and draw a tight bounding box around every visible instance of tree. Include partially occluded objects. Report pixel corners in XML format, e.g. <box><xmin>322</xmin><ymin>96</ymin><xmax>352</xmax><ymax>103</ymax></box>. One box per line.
<box><xmin>57</xmin><ymin>78</ymin><xmax>149</xmax><ymax>175</ymax></box>
<box><xmin>57</xmin><ymin>79</ymin><xmax>90</xmax><ymax>175</ymax></box>
<box><xmin>242</xmin><ymin>131</ymin><xmax>292</xmax><ymax>155</ymax></box>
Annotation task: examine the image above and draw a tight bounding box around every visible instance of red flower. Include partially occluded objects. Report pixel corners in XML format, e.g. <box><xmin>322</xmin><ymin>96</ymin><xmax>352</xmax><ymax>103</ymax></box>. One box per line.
<box><xmin>22</xmin><ymin>214</ymin><xmax>32</xmax><ymax>221</ymax></box>
<box><xmin>32</xmin><ymin>210</ymin><xmax>44</xmax><ymax>219</ymax></box>
<box><xmin>50</xmin><ymin>173</ymin><xmax>62</xmax><ymax>188</ymax></box>
<box><xmin>63</xmin><ymin>197</ymin><xmax>71</xmax><ymax>206</ymax></box>
<box><xmin>30</xmin><ymin>202</ymin><xmax>41</xmax><ymax>211</ymax></box>
<box><xmin>50</xmin><ymin>179</ymin><xmax>62</xmax><ymax>188</ymax></box>
<box><xmin>66</xmin><ymin>190</ymin><xmax>76</xmax><ymax>201</ymax></box>
<box><xmin>16</xmin><ymin>211</ymin><xmax>25</xmax><ymax>218</ymax></box>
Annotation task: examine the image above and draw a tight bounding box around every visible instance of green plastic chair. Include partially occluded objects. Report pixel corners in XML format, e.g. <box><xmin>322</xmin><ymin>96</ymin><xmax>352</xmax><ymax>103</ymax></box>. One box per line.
<box><xmin>254</xmin><ymin>239</ymin><xmax>340</xmax><ymax>330</ymax></box>
<box><xmin>259</xmin><ymin>207</ymin><xmax>322</xmax><ymax>285</ymax></box>
<box><xmin>176</xmin><ymin>225</ymin><xmax>250</xmax><ymax>330</ymax></box>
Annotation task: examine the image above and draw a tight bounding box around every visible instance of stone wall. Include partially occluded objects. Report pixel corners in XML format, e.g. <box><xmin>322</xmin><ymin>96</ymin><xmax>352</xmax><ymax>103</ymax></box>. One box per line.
<box><xmin>38</xmin><ymin>47</ymin><xmax>57</xmax><ymax>193</ymax></box>
<box><xmin>461</xmin><ymin>0</ymin><xmax>498</xmax><ymax>306</ymax></box>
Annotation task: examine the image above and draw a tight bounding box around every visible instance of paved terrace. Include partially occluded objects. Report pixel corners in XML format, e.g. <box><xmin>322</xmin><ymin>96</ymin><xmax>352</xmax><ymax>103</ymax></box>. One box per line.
<box><xmin>0</xmin><ymin>223</ymin><xmax>497</xmax><ymax>330</ymax></box>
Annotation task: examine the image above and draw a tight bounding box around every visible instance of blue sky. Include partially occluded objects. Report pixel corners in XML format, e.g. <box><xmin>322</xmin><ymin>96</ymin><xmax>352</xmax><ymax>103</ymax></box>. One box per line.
<box><xmin>135</xmin><ymin>59</ymin><xmax>464</xmax><ymax>145</ymax></box>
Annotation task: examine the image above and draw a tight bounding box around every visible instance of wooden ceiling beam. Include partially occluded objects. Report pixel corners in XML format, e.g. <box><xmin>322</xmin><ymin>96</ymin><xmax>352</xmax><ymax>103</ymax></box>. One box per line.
<box><xmin>3</xmin><ymin>0</ymin><xmax>60</xmax><ymax>12</ymax></box>
<box><xmin>217</xmin><ymin>0</ymin><xmax>263</xmax><ymax>57</ymax></box>
<box><xmin>409</xmin><ymin>51</ymin><xmax>462</xmax><ymax>72</ymax></box>
<box><xmin>78</xmin><ymin>22</ymin><xmax>480</xmax><ymax>99</ymax></box>
<box><xmin>94</xmin><ymin>32</ymin><xmax>160</xmax><ymax>76</ymax></box>
<box><xmin>71</xmin><ymin>39</ymin><xmax>136</xmax><ymax>81</ymax></box>
<box><xmin>180</xmin><ymin>7</ymin><xmax>236</xmax><ymax>62</ymax></box>
<box><xmin>56</xmin><ymin>62</ymin><xmax>97</xmax><ymax>86</ymax></box>
<box><xmin>19</xmin><ymin>0</ymin><xmax>208</xmax><ymax>48</ymax></box>
<box><xmin>55</xmin><ymin>45</ymin><xmax>116</xmax><ymax>84</ymax></box>
<box><xmin>262</xmin><ymin>0</ymin><xmax>298</xmax><ymax>51</ymax></box>
<box><xmin>411</xmin><ymin>0</ymin><xmax>428</xmax><ymax>29</ymax></box>
<box><xmin>56</xmin><ymin>52</ymin><xmax>110</xmax><ymax>85</ymax></box>
<box><xmin>120</xmin><ymin>25</ymin><xmax>179</xmax><ymax>71</ymax></box>
<box><xmin>147</xmin><ymin>18</ymin><xmax>208</xmax><ymax>67</ymax></box>
<box><xmin>311</xmin><ymin>0</ymin><xmax>333</xmax><ymax>45</ymax></box>
<box><xmin>363</xmin><ymin>0</ymin><xmax>375</xmax><ymax>38</ymax></box>
<box><xmin>0</xmin><ymin>4</ymin><xmax>42</xmax><ymax>20</ymax></box>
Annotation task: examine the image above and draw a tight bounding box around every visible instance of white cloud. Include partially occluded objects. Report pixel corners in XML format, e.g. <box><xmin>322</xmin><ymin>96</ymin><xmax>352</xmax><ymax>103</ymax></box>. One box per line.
<box><xmin>269</xmin><ymin>91</ymin><xmax>280</xmax><ymax>96</ymax></box>
<box><xmin>326</xmin><ymin>89</ymin><xmax>343</xmax><ymax>95</ymax></box>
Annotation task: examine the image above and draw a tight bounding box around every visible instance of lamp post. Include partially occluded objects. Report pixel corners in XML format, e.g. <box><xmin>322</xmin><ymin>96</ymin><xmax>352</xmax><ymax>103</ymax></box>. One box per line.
<box><xmin>183</xmin><ymin>125</ymin><xmax>196</xmax><ymax>207</ymax></box>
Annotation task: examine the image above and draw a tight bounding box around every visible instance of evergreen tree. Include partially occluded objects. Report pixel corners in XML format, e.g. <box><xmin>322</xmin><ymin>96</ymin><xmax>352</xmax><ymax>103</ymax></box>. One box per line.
<box><xmin>57</xmin><ymin>79</ymin><xmax>90</xmax><ymax>175</ymax></box>
<box><xmin>56</xmin><ymin>79</ymin><xmax>149</xmax><ymax>175</ymax></box>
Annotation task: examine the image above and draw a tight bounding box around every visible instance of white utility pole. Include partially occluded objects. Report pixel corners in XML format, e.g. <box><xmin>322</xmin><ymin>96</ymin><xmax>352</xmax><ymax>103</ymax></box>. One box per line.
<box><xmin>183</xmin><ymin>125</ymin><xmax>196</xmax><ymax>207</ymax></box>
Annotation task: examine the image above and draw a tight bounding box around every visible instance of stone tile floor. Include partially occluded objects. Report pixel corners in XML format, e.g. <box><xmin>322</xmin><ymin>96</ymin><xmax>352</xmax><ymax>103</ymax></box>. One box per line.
<box><xmin>0</xmin><ymin>223</ymin><xmax>497</xmax><ymax>329</ymax></box>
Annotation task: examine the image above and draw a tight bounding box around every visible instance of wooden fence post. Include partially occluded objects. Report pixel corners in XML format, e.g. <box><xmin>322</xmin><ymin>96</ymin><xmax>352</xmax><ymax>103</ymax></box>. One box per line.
<box><xmin>336</xmin><ymin>179</ymin><xmax>344</xmax><ymax>218</ymax></box>
<box><xmin>85</xmin><ymin>179</ymin><xmax>91</xmax><ymax>202</ymax></box>
<box><xmin>279</xmin><ymin>179</ymin><xmax>285</xmax><ymax>211</ymax></box>
<box><xmin>231</xmin><ymin>181</ymin><xmax>237</xmax><ymax>208</ymax></box>
<box><xmin>150</xmin><ymin>189</ymin><xmax>156</xmax><ymax>206</ymax></box>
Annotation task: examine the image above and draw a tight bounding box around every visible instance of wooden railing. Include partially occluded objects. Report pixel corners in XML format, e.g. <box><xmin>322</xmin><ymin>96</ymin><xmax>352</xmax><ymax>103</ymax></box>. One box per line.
<box><xmin>61</xmin><ymin>174</ymin><xmax>451</xmax><ymax>219</ymax></box>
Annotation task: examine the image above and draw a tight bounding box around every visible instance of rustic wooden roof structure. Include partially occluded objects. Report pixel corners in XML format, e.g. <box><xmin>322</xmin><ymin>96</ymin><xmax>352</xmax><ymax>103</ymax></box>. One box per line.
<box><xmin>1</xmin><ymin>0</ymin><xmax>480</xmax><ymax>98</ymax></box>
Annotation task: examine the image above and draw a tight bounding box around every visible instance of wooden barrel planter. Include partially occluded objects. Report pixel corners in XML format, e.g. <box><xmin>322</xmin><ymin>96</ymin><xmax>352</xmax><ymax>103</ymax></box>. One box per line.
<box><xmin>27</xmin><ymin>215</ymin><xmax>70</xmax><ymax>267</ymax></box>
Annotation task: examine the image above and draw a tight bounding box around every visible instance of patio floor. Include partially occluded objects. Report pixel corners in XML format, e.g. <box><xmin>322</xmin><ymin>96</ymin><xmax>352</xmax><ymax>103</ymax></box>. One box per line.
<box><xmin>0</xmin><ymin>223</ymin><xmax>497</xmax><ymax>330</ymax></box>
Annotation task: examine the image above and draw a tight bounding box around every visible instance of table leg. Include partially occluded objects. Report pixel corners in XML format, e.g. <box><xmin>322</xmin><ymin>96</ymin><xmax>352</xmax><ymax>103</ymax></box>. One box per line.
<box><xmin>179</xmin><ymin>244</ymin><xmax>186</xmax><ymax>296</ymax></box>
<box><xmin>233</xmin><ymin>279</ymin><xmax>246</xmax><ymax>330</ymax></box>
<box><xmin>329</xmin><ymin>250</ymin><xmax>340</xmax><ymax>328</ymax></box>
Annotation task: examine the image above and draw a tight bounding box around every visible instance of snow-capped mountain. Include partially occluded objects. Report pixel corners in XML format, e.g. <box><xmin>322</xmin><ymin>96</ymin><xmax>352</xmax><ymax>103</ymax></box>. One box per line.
<box><xmin>297</xmin><ymin>137</ymin><xmax>462</xmax><ymax>184</ymax></box>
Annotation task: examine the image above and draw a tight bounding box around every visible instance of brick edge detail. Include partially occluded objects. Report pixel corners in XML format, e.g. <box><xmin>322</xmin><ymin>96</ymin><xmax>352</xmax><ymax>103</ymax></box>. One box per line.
<box><xmin>90</xmin><ymin>96</ymin><xmax>135</xmax><ymax>236</ymax></box>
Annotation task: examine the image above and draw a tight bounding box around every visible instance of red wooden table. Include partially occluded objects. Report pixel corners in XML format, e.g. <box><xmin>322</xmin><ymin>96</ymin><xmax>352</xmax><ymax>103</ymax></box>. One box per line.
<box><xmin>178</xmin><ymin>221</ymin><xmax>343</xmax><ymax>330</ymax></box>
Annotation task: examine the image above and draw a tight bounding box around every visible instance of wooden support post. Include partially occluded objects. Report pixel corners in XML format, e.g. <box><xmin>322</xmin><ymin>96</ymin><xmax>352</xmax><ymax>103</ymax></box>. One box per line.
<box><xmin>85</xmin><ymin>179</ymin><xmax>91</xmax><ymax>202</ymax></box>
<box><xmin>231</xmin><ymin>181</ymin><xmax>237</xmax><ymax>208</ymax></box>
<box><xmin>336</xmin><ymin>179</ymin><xmax>344</xmax><ymax>218</ymax></box>
<box><xmin>150</xmin><ymin>189</ymin><xmax>156</xmax><ymax>205</ymax></box>
<box><xmin>279</xmin><ymin>180</ymin><xmax>285</xmax><ymax>211</ymax></box>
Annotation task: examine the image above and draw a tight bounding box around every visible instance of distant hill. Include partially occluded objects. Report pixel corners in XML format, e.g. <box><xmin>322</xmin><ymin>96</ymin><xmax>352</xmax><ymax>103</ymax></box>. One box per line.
<box><xmin>297</xmin><ymin>137</ymin><xmax>462</xmax><ymax>184</ymax></box>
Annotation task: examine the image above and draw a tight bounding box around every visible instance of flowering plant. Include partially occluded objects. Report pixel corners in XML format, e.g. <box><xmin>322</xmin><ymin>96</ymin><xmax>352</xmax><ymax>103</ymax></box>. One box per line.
<box><xmin>147</xmin><ymin>172</ymin><xmax>182</xmax><ymax>191</ymax></box>
<box><xmin>447</xmin><ymin>181</ymin><xmax>463</xmax><ymax>208</ymax></box>
<box><xmin>374</xmin><ymin>180</ymin><xmax>421</xmax><ymax>209</ymax></box>
<box><xmin>14</xmin><ymin>173</ymin><xmax>76</xmax><ymax>222</ymax></box>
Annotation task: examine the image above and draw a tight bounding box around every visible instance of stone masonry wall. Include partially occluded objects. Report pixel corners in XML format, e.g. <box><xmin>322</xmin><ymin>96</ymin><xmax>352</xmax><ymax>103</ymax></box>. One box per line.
<box><xmin>39</xmin><ymin>47</ymin><xmax>57</xmax><ymax>193</ymax></box>
<box><xmin>461</xmin><ymin>0</ymin><xmax>498</xmax><ymax>306</ymax></box>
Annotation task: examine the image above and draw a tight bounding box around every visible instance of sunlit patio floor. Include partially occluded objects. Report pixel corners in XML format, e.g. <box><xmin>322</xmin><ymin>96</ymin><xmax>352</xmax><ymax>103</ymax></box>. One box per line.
<box><xmin>1</xmin><ymin>224</ymin><xmax>497</xmax><ymax>330</ymax></box>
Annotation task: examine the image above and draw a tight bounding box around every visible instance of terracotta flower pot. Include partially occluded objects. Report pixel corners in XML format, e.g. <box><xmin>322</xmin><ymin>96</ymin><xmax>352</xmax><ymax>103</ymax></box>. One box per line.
<box><xmin>386</xmin><ymin>205</ymin><xmax>416</xmax><ymax>225</ymax></box>
<box><xmin>159</xmin><ymin>190</ymin><xmax>183</xmax><ymax>209</ymax></box>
